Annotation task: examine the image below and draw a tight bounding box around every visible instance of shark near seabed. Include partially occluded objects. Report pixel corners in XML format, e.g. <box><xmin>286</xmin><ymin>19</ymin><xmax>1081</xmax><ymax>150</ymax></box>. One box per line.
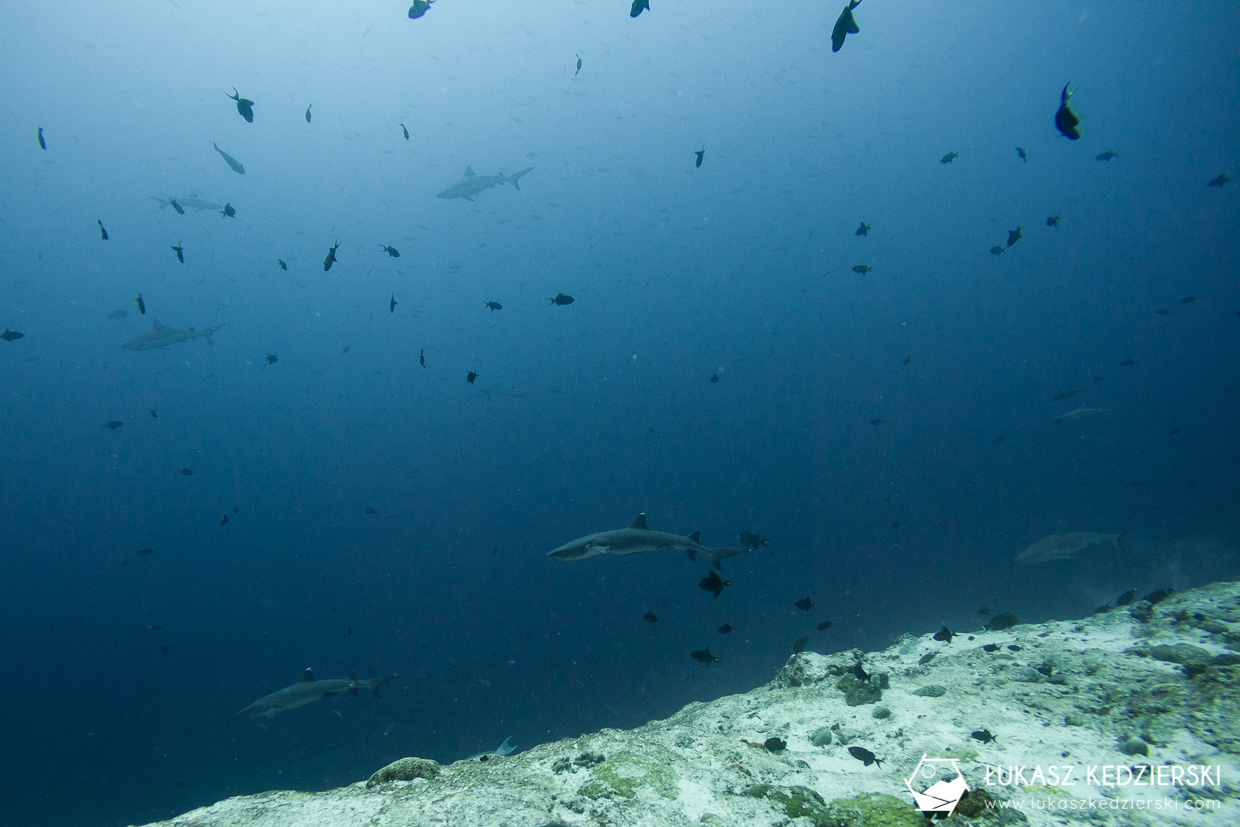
<box><xmin>238</xmin><ymin>669</ymin><xmax>395</xmax><ymax>718</ymax></box>
<box><xmin>437</xmin><ymin>166</ymin><xmax>533</xmax><ymax>201</ymax></box>
<box><xmin>1014</xmin><ymin>530</ymin><xmax>1130</xmax><ymax>564</ymax></box>
<box><xmin>121</xmin><ymin>319</ymin><xmax>224</xmax><ymax>350</ymax></box>
<box><xmin>547</xmin><ymin>513</ymin><xmax>752</xmax><ymax>570</ymax></box>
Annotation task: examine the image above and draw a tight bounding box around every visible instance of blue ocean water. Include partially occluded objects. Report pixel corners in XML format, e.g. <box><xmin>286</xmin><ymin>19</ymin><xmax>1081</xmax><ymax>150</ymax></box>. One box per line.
<box><xmin>1</xmin><ymin>2</ymin><xmax>1237</xmax><ymax>825</ymax></box>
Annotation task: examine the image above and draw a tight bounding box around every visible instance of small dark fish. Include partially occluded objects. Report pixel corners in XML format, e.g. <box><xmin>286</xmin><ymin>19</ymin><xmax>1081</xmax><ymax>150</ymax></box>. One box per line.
<box><xmin>978</xmin><ymin>606</ymin><xmax>990</xmax><ymax>615</ymax></box>
<box><xmin>985</xmin><ymin>612</ymin><xmax>1021</xmax><ymax>631</ymax></box>
<box><xmin>1154</xmin><ymin>308</ymin><xmax>1173</xmax><ymax>316</ymax></box>
<box><xmin>168</xmin><ymin>199</ymin><xmax>185</xmax><ymax>215</ymax></box>
<box><xmin>630</xmin><ymin>0</ymin><xmax>650</xmax><ymax>18</ymax></box>
<box><xmin>1096</xmin><ymin>150</ymin><xmax>1119</xmax><ymax>161</ymax></box>
<box><xmin>277</xmin><ymin>259</ymin><xmax>288</xmax><ymax>271</ymax></box>
<box><xmin>400</xmin><ymin>122</ymin><xmax>410</xmax><ymax>140</ymax></box>
<box><xmin>971</xmin><ymin>729</ymin><xmax>997</xmax><ymax>744</ymax></box>
<box><xmin>1119</xmin><ymin>358</ymin><xmax>1138</xmax><ymax>366</ymax></box>
<box><xmin>219</xmin><ymin>513</ymin><xmax>229</xmax><ymax>527</ymax></box>
<box><xmin>264</xmin><ymin>353</ymin><xmax>277</xmax><ymax>366</ymax></box>
<box><xmin>1116</xmin><ymin>588</ymin><xmax>1138</xmax><ymax>606</ymax></box>
<box><xmin>305</xmin><ymin>103</ymin><xmax>312</xmax><ymax>123</ymax></box>
<box><xmin>135</xmin><ymin>293</ymin><xmax>145</xmax><ymax>314</ymax></box>
<box><xmin>849</xmin><ymin>662</ymin><xmax>869</xmax><ymax>681</ymax></box>
<box><xmin>792</xmin><ymin>636</ymin><xmax>808</xmax><ymax>654</ymax></box>
<box><xmin>171</xmin><ymin>243</ymin><xmax>184</xmax><ymax>263</ymax></box>
<box><xmin>982</xmin><ymin>643</ymin><xmax>999</xmax><ymax>652</ymax></box>
<box><xmin>855</xmin><ymin>221</ymin><xmax>870</xmax><ymax>236</ymax></box>
<box><xmin>848</xmin><ymin>746</ymin><xmax>882</xmax><ymax>768</ymax></box>
<box><xmin>324</xmin><ymin>239</ymin><xmax>340</xmax><ymax>272</ymax></box>
<box><xmin>709</xmin><ymin>373</ymin><xmax>720</xmax><ymax>384</ymax></box>
<box><xmin>135</xmin><ymin>548</ymin><xmax>155</xmax><ymax>556</ymax></box>
<box><xmin>940</xmin><ymin>151</ymin><xmax>958</xmax><ymax>164</ymax></box>
<box><xmin>643</xmin><ymin>611</ymin><xmax>658</xmax><ymax>623</ymax></box>
<box><xmin>763</xmin><ymin>737</ymin><xmax>786</xmax><ymax>752</ymax></box>
<box><xmin>150</xmin><ymin>409</ymin><xmax>157</xmax><ymax>418</ymax></box>
<box><xmin>717</xmin><ymin>624</ymin><xmax>733</xmax><ymax>634</ymax></box>
<box><xmin>37</xmin><ymin>127</ymin><xmax>46</xmax><ymax>149</ymax></box>
<box><xmin>178</xmin><ymin>467</ymin><xmax>193</xmax><ymax>476</ymax></box>
<box><xmin>160</xmin><ymin>644</ymin><xmax>172</xmax><ymax>654</ymax></box>
<box><xmin>98</xmin><ymin>220</ymin><xmax>109</xmax><ymax>240</ymax></box>
<box><xmin>1143</xmin><ymin>587</ymin><xmax>1174</xmax><ymax>605</ymax></box>
<box><xmin>1207</xmin><ymin>173</ymin><xmax>1233</xmax><ymax>188</ymax></box>
<box><xmin>104</xmin><ymin>420</ymin><xmax>123</xmax><ymax>430</ymax></box>
<box><xmin>902</xmin><ymin>354</ymin><xmax>911</xmax><ymax>365</ymax></box>
<box><xmin>381</xmin><ymin>244</ymin><xmax>400</xmax><ymax>257</ymax></box>
<box><xmin>548</xmin><ymin>293</ymin><xmax>575</xmax><ymax>305</ymax></box>
<box><xmin>816</xmin><ymin>620</ymin><xmax>833</xmax><ymax>630</ymax></box>
<box><xmin>221</xmin><ymin>203</ymin><xmax>235</xmax><ymax>218</ymax></box>
<box><xmin>737</xmin><ymin>532</ymin><xmax>770</xmax><ymax>548</ymax></box>
<box><xmin>485</xmin><ymin>301</ymin><xmax>503</xmax><ymax>311</ymax></box>
<box><xmin>851</xmin><ymin>264</ymin><xmax>871</xmax><ymax>274</ymax></box>
<box><xmin>689</xmin><ymin>647</ymin><xmax>717</xmax><ymax>664</ymax></box>
<box><xmin>869</xmin><ymin>418</ymin><xmax>883</xmax><ymax>426</ymax></box>
<box><xmin>0</xmin><ymin>329</ymin><xmax>24</xmax><ymax>342</ymax></box>
<box><xmin>1016</xmin><ymin>146</ymin><xmax>1027</xmax><ymax>162</ymax></box>
<box><xmin>1046</xmin><ymin>215</ymin><xmax>1061</xmax><ymax>227</ymax></box>
<box><xmin>419</xmin><ymin>348</ymin><xmax>425</xmax><ymax>368</ymax></box>
<box><xmin>990</xmin><ymin>245</ymin><xmax>1005</xmax><ymax>255</ymax></box>
<box><xmin>575</xmin><ymin>54</ymin><xmax>582</xmax><ymax>75</ymax></box>
<box><xmin>1007</xmin><ymin>226</ymin><xmax>1023</xmax><ymax>247</ymax></box>
<box><xmin>408</xmin><ymin>0</ymin><xmax>435</xmax><ymax>19</ymax></box>
<box><xmin>227</xmin><ymin>87</ymin><xmax>254</xmax><ymax>123</ymax></box>
<box><xmin>694</xmin><ymin>147</ymin><xmax>705</xmax><ymax>168</ymax></box>
<box><xmin>890</xmin><ymin>521</ymin><xmax>900</xmax><ymax>529</ymax></box>
<box><xmin>363</xmin><ymin>506</ymin><xmax>378</xmax><ymax>515</ymax></box>
<box><xmin>390</xmin><ymin>295</ymin><xmax>397</xmax><ymax>313</ymax></box>
<box><xmin>831</xmin><ymin>0</ymin><xmax>861</xmax><ymax>52</ymax></box>
<box><xmin>1180</xmin><ymin>295</ymin><xmax>1198</xmax><ymax>304</ymax></box>
<box><xmin>1055</xmin><ymin>82</ymin><xmax>1082</xmax><ymax>140</ymax></box>
<box><xmin>466</xmin><ymin>371</ymin><xmax>477</xmax><ymax>384</ymax></box>
<box><xmin>699</xmin><ymin>570</ymin><xmax>731</xmax><ymax>598</ymax></box>
<box><xmin>1053</xmin><ymin>389</ymin><xmax>1084</xmax><ymax>400</ymax></box>
<box><xmin>794</xmin><ymin>597</ymin><xmax>814</xmax><ymax>611</ymax></box>
<box><xmin>933</xmin><ymin>625</ymin><xmax>955</xmax><ymax>643</ymax></box>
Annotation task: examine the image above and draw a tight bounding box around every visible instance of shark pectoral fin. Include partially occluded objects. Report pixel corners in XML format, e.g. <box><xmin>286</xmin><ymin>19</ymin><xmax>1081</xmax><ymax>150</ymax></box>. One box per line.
<box><xmin>684</xmin><ymin>549</ymin><xmax>698</xmax><ymax>563</ymax></box>
<box><xmin>588</xmin><ymin>544</ymin><xmax>611</xmax><ymax>555</ymax></box>
<box><xmin>349</xmin><ymin>687</ymin><xmax>360</xmax><ymax>696</ymax></box>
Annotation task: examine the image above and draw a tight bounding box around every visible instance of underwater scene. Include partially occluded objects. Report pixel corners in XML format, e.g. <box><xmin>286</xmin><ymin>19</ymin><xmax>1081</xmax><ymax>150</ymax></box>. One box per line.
<box><xmin>1</xmin><ymin>2</ymin><xmax>1237</xmax><ymax>826</ymax></box>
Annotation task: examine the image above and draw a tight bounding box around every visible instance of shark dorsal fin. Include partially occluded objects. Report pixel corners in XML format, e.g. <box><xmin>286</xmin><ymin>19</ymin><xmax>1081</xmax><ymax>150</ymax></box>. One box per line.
<box><xmin>301</xmin><ymin>668</ymin><xmax>316</xmax><ymax>682</ymax></box>
<box><xmin>463</xmin><ymin>165</ymin><xmax>476</xmax><ymax>177</ymax></box>
<box><xmin>152</xmin><ymin>319</ymin><xmax>165</xmax><ymax>329</ymax></box>
<box><xmin>688</xmin><ymin>530</ymin><xmax>701</xmax><ymax>545</ymax></box>
<box><xmin>630</xmin><ymin>513</ymin><xmax>648</xmax><ymax>530</ymax></box>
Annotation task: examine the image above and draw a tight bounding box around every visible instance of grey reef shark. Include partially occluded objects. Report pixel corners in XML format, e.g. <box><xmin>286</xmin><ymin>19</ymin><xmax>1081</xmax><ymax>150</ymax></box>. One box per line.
<box><xmin>121</xmin><ymin>319</ymin><xmax>224</xmax><ymax>350</ymax></box>
<box><xmin>437</xmin><ymin>165</ymin><xmax>533</xmax><ymax>201</ymax></box>
<box><xmin>547</xmin><ymin>513</ymin><xmax>751</xmax><ymax>570</ymax></box>
<box><xmin>237</xmin><ymin>668</ymin><xmax>395</xmax><ymax>718</ymax></box>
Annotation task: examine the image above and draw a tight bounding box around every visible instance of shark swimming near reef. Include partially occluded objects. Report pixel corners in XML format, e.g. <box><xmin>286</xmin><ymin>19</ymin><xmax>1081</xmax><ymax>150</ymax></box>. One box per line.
<box><xmin>121</xmin><ymin>319</ymin><xmax>224</xmax><ymax>350</ymax></box>
<box><xmin>237</xmin><ymin>668</ymin><xmax>395</xmax><ymax>718</ymax></box>
<box><xmin>437</xmin><ymin>166</ymin><xmax>533</xmax><ymax>201</ymax></box>
<box><xmin>547</xmin><ymin>513</ymin><xmax>752</xmax><ymax>570</ymax></box>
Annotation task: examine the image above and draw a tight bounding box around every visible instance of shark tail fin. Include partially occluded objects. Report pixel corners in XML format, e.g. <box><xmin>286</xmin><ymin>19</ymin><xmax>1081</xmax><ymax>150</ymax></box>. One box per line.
<box><xmin>369</xmin><ymin>674</ymin><xmax>396</xmax><ymax>697</ymax></box>
<box><xmin>508</xmin><ymin>167</ymin><xmax>534</xmax><ymax>190</ymax></box>
<box><xmin>1115</xmin><ymin>526</ymin><xmax>1137</xmax><ymax>553</ymax></box>
<box><xmin>704</xmin><ymin>547</ymin><xmax>753</xmax><ymax>572</ymax></box>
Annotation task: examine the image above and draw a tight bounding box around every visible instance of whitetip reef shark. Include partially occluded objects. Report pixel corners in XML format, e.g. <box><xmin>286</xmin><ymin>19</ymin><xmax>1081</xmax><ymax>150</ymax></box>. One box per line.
<box><xmin>547</xmin><ymin>513</ymin><xmax>752</xmax><ymax>570</ymax></box>
<box><xmin>436</xmin><ymin>165</ymin><xmax>533</xmax><ymax>201</ymax></box>
<box><xmin>237</xmin><ymin>668</ymin><xmax>395</xmax><ymax>718</ymax></box>
<box><xmin>121</xmin><ymin>319</ymin><xmax>224</xmax><ymax>350</ymax></box>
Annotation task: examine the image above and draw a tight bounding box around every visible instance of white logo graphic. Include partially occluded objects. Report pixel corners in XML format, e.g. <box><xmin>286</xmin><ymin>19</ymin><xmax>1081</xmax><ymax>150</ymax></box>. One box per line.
<box><xmin>905</xmin><ymin>756</ymin><xmax>969</xmax><ymax>815</ymax></box>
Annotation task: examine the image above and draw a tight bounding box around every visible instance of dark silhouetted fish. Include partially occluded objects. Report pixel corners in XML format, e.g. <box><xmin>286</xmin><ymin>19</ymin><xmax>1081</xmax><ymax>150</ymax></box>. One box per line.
<box><xmin>178</xmin><ymin>467</ymin><xmax>193</xmax><ymax>476</ymax></box>
<box><xmin>1</xmin><ymin>329</ymin><xmax>24</xmax><ymax>342</ymax></box>
<box><xmin>168</xmin><ymin>199</ymin><xmax>185</xmax><ymax>215</ymax></box>
<box><xmin>1046</xmin><ymin>215</ymin><xmax>1061</xmax><ymax>227</ymax></box>
<box><xmin>548</xmin><ymin>293</ymin><xmax>575</xmax><ymax>305</ymax></box>
<box><xmin>135</xmin><ymin>293</ymin><xmax>145</xmax><ymax>314</ymax></box>
<box><xmin>985</xmin><ymin>612</ymin><xmax>1021</xmax><ymax>631</ymax></box>
<box><xmin>576</xmin><ymin>54</ymin><xmax>582</xmax><ymax>75</ymax></box>
<box><xmin>400</xmin><ymin>122</ymin><xmax>409</xmax><ymax>140</ymax></box>
<box><xmin>221</xmin><ymin>203</ymin><xmax>235</xmax><ymax>218</ymax></box>
<box><xmin>1016</xmin><ymin>146</ymin><xmax>1027</xmax><ymax>162</ymax></box>
<box><xmin>1055</xmin><ymin>82</ymin><xmax>1081</xmax><ymax>140</ymax></box>
<box><xmin>855</xmin><ymin>221</ymin><xmax>871</xmax><ymax>236</ymax></box>
<box><xmin>852</xmin><ymin>264</ymin><xmax>871</xmax><ymax>274</ymax></box>
<box><xmin>631</xmin><ymin>0</ymin><xmax>650</xmax><ymax>18</ymax></box>
<box><xmin>38</xmin><ymin>127</ymin><xmax>46</xmax><ymax>149</ymax></box>
<box><xmin>171</xmin><ymin>243</ymin><xmax>184</xmax><ymax>263</ymax></box>
<box><xmin>305</xmin><ymin>103</ymin><xmax>311</xmax><ymax>123</ymax></box>
<box><xmin>717</xmin><ymin>624</ymin><xmax>733</xmax><ymax>634</ymax></box>
<box><xmin>1096</xmin><ymin>150</ymin><xmax>1119</xmax><ymax>161</ymax></box>
<box><xmin>795</xmin><ymin>597</ymin><xmax>814</xmax><ymax>611</ymax></box>
<box><xmin>816</xmin><ymin>620</ymin><xmax>833</xmax><ymax>630</ymax></box>
<box><xmin>848</xmin><ymin>746</ymin><xmax>882</xmax><ymax>767</ymax></box>
<box><xmin>135</xmin><ymin>547</ymin><xmax>155</xmax><ymax>556</ymax></box>
<box><xmin>277</xmin><ymin>259</ymin><xmax>287</xmax><ymax>271</ymax></box>
<box><xmin>940</xmin><ymin>151</ymin><xmax>958</xmax><ymax>164</ymax></box>
<box><xmin>98</xmin><ymin>220</ymin><xmax>109</xmax><ymax>240</ymax></box>
<box><xmin>695</xmin><ymin>147</ymin><xmax>705</xmax><ymax>168</ymax></box>
<box><xmin>265</xmin><ymin>353</ymin><xmax>277</xmax><ymax>365</ymax></box>
<box><xmin>763</xmin><ymin>737</ymin><xmax>786</xmax><ymax>752</ymax></box>
<box><xmin>792</xmin><ymin>636</ymin><xmax>808</xmax><ymax>653</ymax></box>
<box><xmin>971</xmin><ymin>729</ymin><xmax>997</xmax><ymax>744</ymax></box>
<box><xmin>104</xmin><ymin>420</ymin><xmax>123</xmax><ymax>430</ymax></box>
<box><xmin>1207</xmin><ymin>173</ymin><xmax>1233</xmax><ymax>187</ymax></box>
<box><xmin>227</xmin><ymin>87</ymin><xmax>254</xmax><ymax>123</ymax></box>
<box><xmin>990</xmin><ymin>245</ymin><xmax>1006</xmax><ymax>255</ymax></box>
<box><xmin>324</xmin><ymin>240</ymin><xmax>340</xmax><ymax>272</ymax></box>
<box><xmin>933</xmin><ymin>625</ymin><xmax>955</xmax><ymax>643</ymax></box>
<box><xmin>699</xmin><ymin>570</ymin><xmax>731</xmax><ymax>598</ymax></box>
<box><xmin>831</xmin><ymin>0</ymin><xmax>861</xmax><ymax>52</ymax></box>
<box><xmin>485</xmin><ymin>301</ymin><xmax>502</xmax><ymax>311</ymax></box>
<box><xmin>390</xmin><ymin>295</ymin><xmax>397</xmax><ymax>313</ymax></box>
<box><xmin>1007</xmin><ymin>226</ymin><xmax>1023</xmax><ymax>247</ymax></box>
<box><xmin>643</xmin><ymin>611</ymin><xmax>658</xmax><ymax>623</ymax></box>
<box><xmin>737</xmin><ymin>532</ymin><xmax>770</xmax><ymax>548</ymax></box>
<box><xmin>689</xmin><ymin>647</ymin><xmax>717</xmax><ymax>664</ymax></box>
<box><xmin>467</xmin><ymin>371</ymin><xmax>477</xmax><ymax>384</ymax></box>
<box><xmin>381</xmin><ymin>244</ymin><xmax>400</xmax><ymax>257</ymax></box>
<box><xmin>408</xmin><ymin>0</ymin><xmax>435</xmax><ymax>19</ymax></box>
<box><xmin>220</xmin><ymin>513</ymin><xmax>229</xmax><ymax>527</ymax></box>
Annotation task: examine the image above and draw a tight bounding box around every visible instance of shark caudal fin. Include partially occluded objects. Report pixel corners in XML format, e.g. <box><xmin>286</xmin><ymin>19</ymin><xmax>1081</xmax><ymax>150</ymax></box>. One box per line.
<box><xmin>703</xmin><ymin>547</ymin><xmax>753</xmax><ymax>571</ymax></box>
<box><xmin>507</xmin><ymin>167</ymin><xmax>534</xmax><ymax>190</ymax></box>
<box><xmin>367</xmin><ymin>674</ymin><xmax>396</xmax><ymax>696</ymax></box>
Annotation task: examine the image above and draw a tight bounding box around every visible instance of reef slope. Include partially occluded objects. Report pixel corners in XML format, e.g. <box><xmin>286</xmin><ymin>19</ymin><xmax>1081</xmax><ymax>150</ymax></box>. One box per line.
<box><xmin>138</xmin><ymin>580</ymin><xmax>1240</xmax><ymax>827</ymax></box>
